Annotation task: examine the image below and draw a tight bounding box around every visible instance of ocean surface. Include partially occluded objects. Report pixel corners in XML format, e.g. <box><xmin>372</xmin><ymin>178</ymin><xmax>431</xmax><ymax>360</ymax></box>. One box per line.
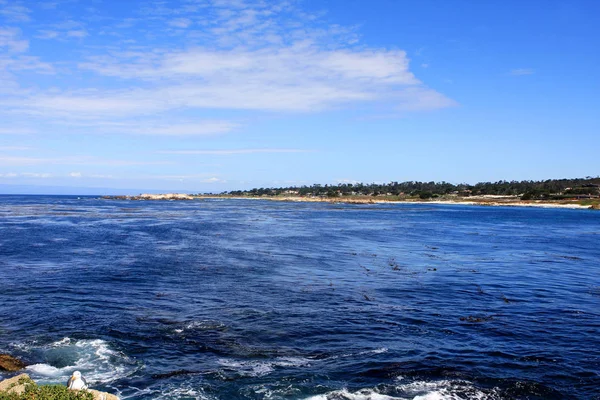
<box><xmin>0</xmin><ymin>195</ymin><xmax>599</xmax><ymax>399</ymax></box>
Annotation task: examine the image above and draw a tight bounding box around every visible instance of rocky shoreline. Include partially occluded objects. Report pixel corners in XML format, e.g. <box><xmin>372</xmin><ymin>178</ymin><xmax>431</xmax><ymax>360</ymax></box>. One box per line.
<box><xmin>0</xmin><ymin>354</ymin><xmax>118</xmax><ymax>400</ymax></box>
<box><xmin>100</xmin><ymin>193</ymin><xmax>599</xmax><ymax>210</ymax></box>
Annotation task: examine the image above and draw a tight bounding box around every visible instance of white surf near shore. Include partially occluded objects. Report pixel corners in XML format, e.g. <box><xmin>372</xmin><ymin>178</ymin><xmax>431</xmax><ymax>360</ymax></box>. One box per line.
<box><xmin>303</xmin><ymin>379</ymin><xmax>491</xmax><ymax>400</ymax></box>
<box><xmin>21</xmin><ymin>337</ymin><xmax>136</xmax><ymax>386</ymax></box>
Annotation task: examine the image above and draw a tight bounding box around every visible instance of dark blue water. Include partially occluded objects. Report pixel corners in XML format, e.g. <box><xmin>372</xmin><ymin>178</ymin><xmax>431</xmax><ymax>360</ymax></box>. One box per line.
<box><xmin>1</xmin><ymin>196</ymin><xmax>599</xmax><ymax>399</ymax></box>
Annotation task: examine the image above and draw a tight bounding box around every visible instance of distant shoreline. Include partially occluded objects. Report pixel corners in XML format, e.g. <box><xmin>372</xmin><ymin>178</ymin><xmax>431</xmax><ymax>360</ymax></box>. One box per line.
<box><xmin>101</xmin><ymin>194</ymin><xmax>599</xmax><ymax>210</ymax></box>
<box><xmin>208</xmin><ymin>195</ymin><xmax>595</xmax><ymax>209</ymax></box>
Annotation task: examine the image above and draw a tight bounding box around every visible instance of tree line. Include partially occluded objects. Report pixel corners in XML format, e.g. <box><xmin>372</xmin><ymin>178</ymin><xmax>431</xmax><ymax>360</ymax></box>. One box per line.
<box><xmin>225</xmin><ymin>177</ymin><xmax>600</xmax><ymax>200</ymax></box>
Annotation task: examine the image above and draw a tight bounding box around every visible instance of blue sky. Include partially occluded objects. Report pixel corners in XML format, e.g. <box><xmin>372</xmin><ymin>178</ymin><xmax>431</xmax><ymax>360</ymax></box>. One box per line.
<box><xmin>1</xmin><ymin>0</ymin><xmax>599</xmax><ymax>194</ymax></box>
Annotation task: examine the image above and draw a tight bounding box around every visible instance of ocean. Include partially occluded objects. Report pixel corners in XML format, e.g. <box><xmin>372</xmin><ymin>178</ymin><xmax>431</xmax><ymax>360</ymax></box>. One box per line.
<box><xmin>0</xmin><ymin>195</ymin><xmax>599</xmax><ymax>399</ymax></box>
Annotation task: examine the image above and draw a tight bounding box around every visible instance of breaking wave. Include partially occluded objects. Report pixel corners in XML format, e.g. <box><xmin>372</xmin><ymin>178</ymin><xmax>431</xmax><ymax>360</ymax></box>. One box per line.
<box><xmin>304</xmin><ymin>380</ymin><xmax>494</xmax><ymax>400</ymax></box>
<box><xmin>21</xmin><ymin>337</ymin><xmax>137</xmax><ymax>385</ymax></box>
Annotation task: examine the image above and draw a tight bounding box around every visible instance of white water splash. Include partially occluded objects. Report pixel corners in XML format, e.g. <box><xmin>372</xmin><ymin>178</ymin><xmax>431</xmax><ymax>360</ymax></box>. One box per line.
<box><xmin>122</xmin><ymin>385</ymin><xmax>215</xmax><ymax>400</ymax></box>
<box><xmin>23</xmin><ymin>337</ymin><xmax>137</xmax><ymax>386</ymax></box>
<box><xmin>303</xmin><ymin>379</ymin><xmax>493</xmax><ymax>400</ymax></box>
<box><xmin>218</xmin><ymin>356</ymin><xmax>311</xmax><ymax>377</ymax></box>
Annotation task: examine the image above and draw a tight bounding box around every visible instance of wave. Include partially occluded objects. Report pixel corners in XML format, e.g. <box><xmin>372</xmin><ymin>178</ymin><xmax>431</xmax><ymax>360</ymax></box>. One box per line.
<box><xmin>217</xmin><ymin>356</ymin><xmax>312</xmax><ymax>377</ymax></box>
<box><xmin>303</xmin><ymin>380</ymin><xmax>495</xmax><ymax>400</ymax></box>
<box><xmin>22</xmin><ymin>337</ymin><xmax>137</xmax><ymax>386</ymax></box>
<box><xmin>121</xmin><ymin>385</ymin><xmax>215</xmax><ymax>400</ymax></box>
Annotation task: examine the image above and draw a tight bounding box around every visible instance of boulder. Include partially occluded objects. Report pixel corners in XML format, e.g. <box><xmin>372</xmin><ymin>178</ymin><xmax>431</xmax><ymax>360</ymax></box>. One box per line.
<box><xmin>0</xmin><ymin>373</ymin><xmax>31</xmax><ymax>394</ymax></box>
<box><xmin>0</xmin><ymin>354</ymin><xmax>25</xmax><ymax>371</ymax></box>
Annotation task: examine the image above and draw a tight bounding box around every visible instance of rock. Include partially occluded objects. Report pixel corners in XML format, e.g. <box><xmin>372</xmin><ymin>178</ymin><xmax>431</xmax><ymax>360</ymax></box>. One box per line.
<box><xmin>0</xmin><ymin>354</ymin><xmax>26</xmax><ymax>371</ymax></box>
<box><xmin>0</xmin><ymin>373</ymin><xmax>32</xmax><ymax>394</ymax></box>
<box><xmin>102</xmin><ymin>193</ymin><xmax>195</xmax><ymax>201</ymax></box>
<box><xmin>137</xmin><ymin>193</ymin><xmax>194</xmax><ymax>200</ymax></box>
<box><xmin>87</xmin><ymin>388</ymin><xmax>120</xmax><ymax>400</ymax></box>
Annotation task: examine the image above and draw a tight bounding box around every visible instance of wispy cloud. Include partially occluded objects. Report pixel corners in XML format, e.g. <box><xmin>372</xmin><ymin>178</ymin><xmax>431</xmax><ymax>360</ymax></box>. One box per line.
<box><xmin>22</xmin><ymin>172</ymin><xmax>51</xmax><ymax>178</ymax></box>
<box><xmin>0</xmin><ymin>0</ymin><xmax>455</xmax><ymax>126</ymax></box>
<box><xmin>157</xmin><ymin>148</ymin><xmax>311</xmax><ymax>155</ymax></box>
<box><xmin>0</xmin><ymin>172</ymin><xmax>52</xmax><ymax>178</ymax></box>
<box><xmin>168</xmin><ymin>18</ymin><xmax>192</xmax><ymax>28</ymax></box>
<box><xmin>0</xmin><ymin>155</ymin><xmax>172</xmax><ymax>167</ymax></box>
<box><xmin>0</xmin><ymin>28</ymin><xmax>29</xmax><ymax>52</ymax></box>
<box><xmin>509</xmin><ymin>68</ymin><xmax>535</xmax><ymax>76</ymax></box>
<box><xmin>0</xmin><ymin>0</ymin><xmax>31</xmax><ymax>22</ymax></box>
<box><xmin>0</xmin><ymin>127</ymin><xmax>37</xmax><ymax>135</ymax></box>
<box><xmin>66</xmin><ymin>29</ymin><xmax>88</xmax><ymax>38</ymax></box>
<box><xmin>35</xmin><ymin>30</ymin><xmax>60</xmax><ymax>40</ymax></box>
<box><xmin>0</xmin><ymin>0</ymin><xmax>458</xmax><ymax>190</ymax></box>
<box><xmin>0</xmin><ymin>145</ymin><xmax>31</xmax><ymax>151</ymax></box>
<box><xmin>71</xmin><ymin>46</ymin><xmax>435</xmax><ymax>114</ymax></box>
<box><xmin>121</xmin><ymin>121</ymin><xmax>239</xmax><ymax>136</ymax></box>
<box><xmin>32</xmin><ymin>19</ymin><xmax>88</xmax><ymax>41</ymax></box>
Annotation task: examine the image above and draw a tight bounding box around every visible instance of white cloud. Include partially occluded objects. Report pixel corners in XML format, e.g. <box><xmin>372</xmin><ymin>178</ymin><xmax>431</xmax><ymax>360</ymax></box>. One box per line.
<box><xmin>0</xmin><ymin>0</ymin><xmax>456</xmax><ymax>135</ymax></box>
<box><xmin>157</xmin><ymin>148</ymin><xmax>310</xmax><ymax>155</ymax></box>
<box><xmin>0</xmin><ymin>172</ymin><xmax>53</xmax><ymax>178</ymax></box>
<box><xmin>132</xmin><ymin>122</ymin><xmax>239</xmax><ymax>136</ymax></box>
<box><xmin>36</xmin><ymin>30</ymin><xmax>60</xmax><ymax>39</ymax></box>
<box><xmin>21</xmin><ymin>172</ymin><xmax>51</xmax><ymax>178</ymax></box>
<box><xmin>31</xmin><ymin>19</ymin><xmax>89</xmax><ymax>41</ymax></box>
<box><xmin>69</xmin><ymin>171</ymin><xmax>82</xmax><ymax>178</ymax></box>
<box><xmin>0</xmin><ymin>1</ymin><xmax>31</xmax><ymax>22</ymax></box>
<box><xmin>0</xmin><ymin>155</ymin><xmax>171</xmax><ymax>167</ymax></box>
<box><xmin>0</xmin><ymin>28</ymin><xmax>28</xmax><ymax>52</ymax></box>
<box><xmin>395</xmin><ymin>87</ymin><xmax>458</xmax><ymax>111</ymax></box>
<box><xmin>66</xmin><ymin>30</ymin><xmax>88</xmax><ymax>38</ymax></box>
<box><xmin>509</xmin><ymin>68</ymin><xmax>535</xmax><ymax>76</ymax></box>
<box><xmin>168</xmin><ymin>18</ymin><xmax>192</xmax><ymax>28</ymax></box>
<box><xmin>69</xmin><ymin>45</ymin><xmax>427</xmax><ymax>115</ymax></box>
<box><xmin>1</xmin><ymin>55</ymin><xmax>55</xmax><ymax>74</ymax></box>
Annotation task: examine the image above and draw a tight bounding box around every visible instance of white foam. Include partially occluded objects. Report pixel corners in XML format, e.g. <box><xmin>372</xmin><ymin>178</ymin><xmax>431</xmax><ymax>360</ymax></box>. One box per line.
<box><xmin>22</xmin><ymin>337</ymin><xmax>137</xmax><ymax>386</ymax></box>
<box><xmin>217</xmin><ymin>356</ymin><xmax>311</xmax><ymax>377</ymax></box>
<box><xmin>303</xmin><ymin>380</ymin><xmax>491</xmax><ymax>400</ymax></box>
<box><xmin>305</xmin><ymin>389</ymin><xmax>400</xmax><ymax>400</ymax></box>
<box><xmin>124</xmin><ymin>385</ymin><xmax>215</xmax><ymax>400</ymax></box>
<box><xmin>183</xmin><ymin>320</ymin><xmax>226</xmax><ymax>331</ymax></box>
<box><xmin>26</xmin><ymin>363</ymin><xmax>65</xmax><ymax>377</ymax></box>
<box><xmin>331</xmin><ymin>347</ymin><xmax>389</xmax><ymax>360</ymax></box>
<box><xmin>51</xmin><ymin>337</ymin><xmax>72</xmax><ymax>347</ymax></box>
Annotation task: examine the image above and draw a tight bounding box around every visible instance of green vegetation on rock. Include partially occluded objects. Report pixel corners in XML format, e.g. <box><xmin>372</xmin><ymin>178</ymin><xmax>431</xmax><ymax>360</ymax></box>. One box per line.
<box><xmin>0</xmin><ymin>377</ymin><xmax>93</xmax><ymax>400</ymax></box>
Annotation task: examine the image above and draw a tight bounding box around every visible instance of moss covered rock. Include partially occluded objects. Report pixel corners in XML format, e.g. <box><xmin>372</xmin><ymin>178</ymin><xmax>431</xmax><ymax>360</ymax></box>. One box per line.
<box><xmin>0</xmin><ymin>375</ymin><xmax>118</xmax><ymax>400</ymax></box>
